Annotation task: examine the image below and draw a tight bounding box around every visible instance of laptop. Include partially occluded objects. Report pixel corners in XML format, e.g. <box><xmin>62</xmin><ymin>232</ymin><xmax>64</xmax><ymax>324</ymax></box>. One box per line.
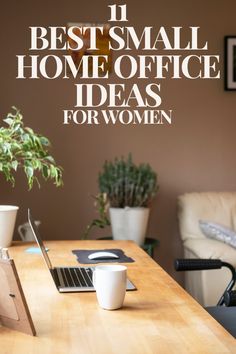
<box><xmin>28</xmin><ymin>209</ymin><xmax>136</xmax><ymax>293</ymax></box>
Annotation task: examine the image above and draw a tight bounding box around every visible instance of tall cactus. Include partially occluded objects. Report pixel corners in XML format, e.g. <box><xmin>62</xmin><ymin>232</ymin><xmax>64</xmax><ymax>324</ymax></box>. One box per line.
<box><xmin>98</xmin><ymin>154</ymin><xmax>158</xmax><ymax>208</ymax></box>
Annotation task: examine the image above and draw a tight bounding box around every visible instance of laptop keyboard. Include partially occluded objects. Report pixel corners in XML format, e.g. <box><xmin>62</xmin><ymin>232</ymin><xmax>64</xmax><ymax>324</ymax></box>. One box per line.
<box><xmin>55</xmin><ymin>267</ymin><xmax>94</xmax><ymax>288</ymax></box>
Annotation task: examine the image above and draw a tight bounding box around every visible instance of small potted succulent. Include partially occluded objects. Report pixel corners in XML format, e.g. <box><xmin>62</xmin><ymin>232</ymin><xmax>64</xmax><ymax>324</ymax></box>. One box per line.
<box><xmin>84</xmin><ymin>154</ymin><xmax>158</xmax><ymax>245</ymax></box>
<box><xmin>0</xmin><ymin>107</ymin><xmax>63</xmax><ymax>247</ymax></box>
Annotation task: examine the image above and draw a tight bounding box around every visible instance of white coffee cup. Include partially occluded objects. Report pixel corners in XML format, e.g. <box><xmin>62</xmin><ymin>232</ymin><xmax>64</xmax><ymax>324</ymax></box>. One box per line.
<box><xmin>93</xmin><ymin>265</ymin><xmax>127</xmax><ymax>310</ymax></box>
<box><xmin>18</xmin><ymin>221</ymin><xmax>41</xmax><ymax>241</ymax></box>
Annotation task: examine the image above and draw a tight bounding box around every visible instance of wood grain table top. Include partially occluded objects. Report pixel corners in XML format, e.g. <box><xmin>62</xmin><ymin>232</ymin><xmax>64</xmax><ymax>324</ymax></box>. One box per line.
<box><xmin>0</xmin><ymin>240</ymin><xmax>235</xmax><ymax>354</ymax></box>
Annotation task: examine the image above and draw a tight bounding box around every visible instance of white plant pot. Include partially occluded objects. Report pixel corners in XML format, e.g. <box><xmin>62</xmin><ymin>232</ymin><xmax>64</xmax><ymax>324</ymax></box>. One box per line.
<box><xmin>109</xmin><ymin>207</ymin><xmax>150</xmax><ymax>246</ymax></box>
<box><xmin>0</xmin><ymin>205</ymin><xmax>19</xmax><ymax>247</ymax></box>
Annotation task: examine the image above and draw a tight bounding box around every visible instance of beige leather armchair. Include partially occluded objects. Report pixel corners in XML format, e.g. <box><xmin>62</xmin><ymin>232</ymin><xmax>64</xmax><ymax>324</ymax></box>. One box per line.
<box><xmin>178</xmin><ymin>192</ymin><xmax>236</xmax><ymax>306</ymax></box>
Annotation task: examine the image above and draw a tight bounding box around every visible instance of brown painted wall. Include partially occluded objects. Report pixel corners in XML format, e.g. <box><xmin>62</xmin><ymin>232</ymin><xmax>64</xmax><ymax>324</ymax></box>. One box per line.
<box><xmin>1</xmin><ymin>0</ymin><xmax>236</xmax><ymax>283</ymax></box>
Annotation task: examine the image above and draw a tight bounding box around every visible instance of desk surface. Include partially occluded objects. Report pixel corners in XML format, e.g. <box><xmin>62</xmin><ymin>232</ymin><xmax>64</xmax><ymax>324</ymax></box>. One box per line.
<box><xmin>1</xmin><ymin>240</ymin><xmax>235</xmax><ymax>354</ymax></box>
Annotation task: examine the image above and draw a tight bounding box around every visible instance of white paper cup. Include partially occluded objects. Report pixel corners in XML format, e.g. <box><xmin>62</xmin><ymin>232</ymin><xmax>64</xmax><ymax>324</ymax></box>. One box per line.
<box><xmin>93</xmin><ymin>265</ymin><xmax>127</xmax><ymax>310</ymax></box>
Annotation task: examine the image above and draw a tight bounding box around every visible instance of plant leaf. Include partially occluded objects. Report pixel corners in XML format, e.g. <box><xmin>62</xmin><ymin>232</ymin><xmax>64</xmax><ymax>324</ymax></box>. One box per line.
<box><xmin>11</xmin><ymin>160</ymin><xmax>18</xmax><ymax>171</ymax></box>
<box><xmin>3</xmin><ymin>118</ymin><xmax>13</xmax><ymax>126</ymax></box>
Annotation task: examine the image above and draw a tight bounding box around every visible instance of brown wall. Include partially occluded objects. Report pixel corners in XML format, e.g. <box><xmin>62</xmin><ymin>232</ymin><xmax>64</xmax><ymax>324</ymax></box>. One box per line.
<box><xmin>1</xmin><ymin>0</ymin><xmax>236</xmax><ymax>283</ymax></box>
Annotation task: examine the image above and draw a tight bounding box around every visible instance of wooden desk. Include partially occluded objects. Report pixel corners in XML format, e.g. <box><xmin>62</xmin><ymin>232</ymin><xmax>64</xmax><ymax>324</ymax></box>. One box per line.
<box><xmin>1</xmin><ymin>240</ymin><xmax>235</xmax><ymax>354</ymax></box>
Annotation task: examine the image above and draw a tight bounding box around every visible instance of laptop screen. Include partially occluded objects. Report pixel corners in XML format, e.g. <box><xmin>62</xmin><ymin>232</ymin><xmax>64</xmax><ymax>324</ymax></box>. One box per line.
<box><xmin>28</xmin><ymin>209</ymin><xmax>53</xmax><ymax>270</ymax></box>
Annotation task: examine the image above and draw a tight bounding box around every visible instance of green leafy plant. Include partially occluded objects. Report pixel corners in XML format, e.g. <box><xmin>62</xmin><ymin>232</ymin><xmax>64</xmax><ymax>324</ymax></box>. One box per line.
<box><xmin>0</xmin><ymin>107</ymin><xmax>63</xmax><ymax>189</ymax></box>
<box><xmin>99</xmin><ymin>154</ymin><xmax>158</xmax><ymax>207</ymax></box>
<box><xmin>82</xmin><ymin>154</ymin><xmax>158</xmax><ymax>238</ymax></box>
<box><xmin>81</xmin><ymin>193</ymin><xmax>110</xmax><ymax>239</ymax></box>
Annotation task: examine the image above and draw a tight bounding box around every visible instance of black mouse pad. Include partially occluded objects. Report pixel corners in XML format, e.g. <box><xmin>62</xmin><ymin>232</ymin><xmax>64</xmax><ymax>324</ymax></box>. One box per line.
<box><xmin>72</xmin><ymin>249</ymin><xmax>135</xmax><ymax>264</ymax></box>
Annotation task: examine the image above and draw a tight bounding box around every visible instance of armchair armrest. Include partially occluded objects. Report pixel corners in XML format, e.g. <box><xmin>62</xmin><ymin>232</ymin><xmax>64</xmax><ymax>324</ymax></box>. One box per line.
<box><xmin>183</xmin><ymin>238</ymin><xmax>236</xmax><ymax>267</ymax></box>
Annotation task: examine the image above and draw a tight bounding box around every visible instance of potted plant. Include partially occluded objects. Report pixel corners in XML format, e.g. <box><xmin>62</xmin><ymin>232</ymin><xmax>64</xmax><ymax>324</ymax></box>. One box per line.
<box><xmin>84</xmin><ymin>154</ymin><xmax>158</xmax><ymax>245</ymax></box>
<box><xmin>0</xmin><ymin>107</ymin><xmax>63</xmax><ymax>247</ymax></box>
